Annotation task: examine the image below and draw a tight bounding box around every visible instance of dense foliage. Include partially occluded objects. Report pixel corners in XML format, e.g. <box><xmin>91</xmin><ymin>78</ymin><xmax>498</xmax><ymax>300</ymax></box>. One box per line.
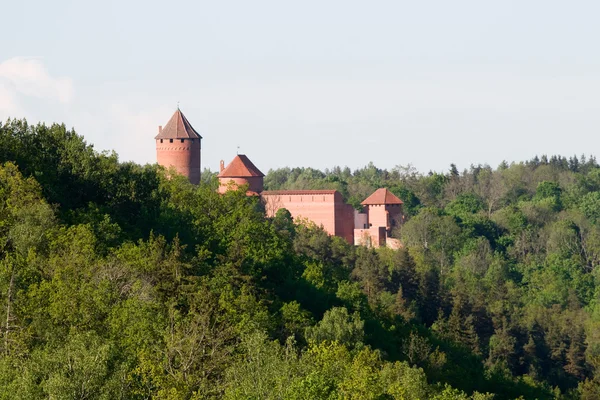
<box><xmin>0</xmin><ymin>118</ymin><xmax>599</xmax><ymax>398</ymax></box>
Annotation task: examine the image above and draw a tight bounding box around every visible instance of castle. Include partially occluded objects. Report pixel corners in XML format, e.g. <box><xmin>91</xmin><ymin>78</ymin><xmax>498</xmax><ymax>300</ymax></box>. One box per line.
<box><xmin>155</xmin><ymin>109</ymin><xmax>403</xmax><ymax>248</ymax></box>
<box><xmin>155</xmin><ymin>108</ymin><xmax>202</xmax><ymax>184</ymax></box>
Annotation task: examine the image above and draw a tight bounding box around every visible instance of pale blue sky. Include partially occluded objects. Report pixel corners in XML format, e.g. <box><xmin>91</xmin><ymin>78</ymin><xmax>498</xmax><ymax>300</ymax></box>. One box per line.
<box><xmin>1</xmin><ymin>0</ymin><xmax>599</xmax><ymax>173</ymax></box>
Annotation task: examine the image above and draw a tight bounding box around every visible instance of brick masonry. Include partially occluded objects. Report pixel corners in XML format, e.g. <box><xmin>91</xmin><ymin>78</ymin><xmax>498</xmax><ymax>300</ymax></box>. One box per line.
<box><xmin>217</xmin><ymin>176</ymin><xmax>264</xmax><ymax>194</ymax></box>
<box><xmin>154</xmin><ymin>110</ymin><xmax>404</xmax><ymax>247</ymax></box>
<box><xmin>262</xmin><ymin>191</ymin><xmax>355</xmax><ymax>244</ymax></box>
<box><xmin>156</xmin><ymin>139</ymin><xmax>201</xmax><ymax>185</ymax></box>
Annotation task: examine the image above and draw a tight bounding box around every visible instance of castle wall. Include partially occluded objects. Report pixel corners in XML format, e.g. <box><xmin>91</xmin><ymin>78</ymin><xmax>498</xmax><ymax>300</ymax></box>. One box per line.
<box><xmin>365</xmin><ymin>204</ymin><xmax>388</xmax><ymax>232</ymax></box>
<box><xmin>262</xmin><ymin>191</ymin><xmax>353</xmax><ymax>244</ymax></box>
<box><xmin>335</xmin><ymin>203</ymin><xmax>355</xmax><ymax>244</ymax></box>
<box><xmin>385</xmin><ymin>237</ymin><xmax>402</xmax><ymax>250</ymax></box>
<box><xmin>354</xmin><ymin>226</ymin><xmax>386</xmax><ymax>248</ymax></box>
<box><xmin>365</xmin><ymin>204</ymin><xmax>403</xmax><ymax>235</ymax></box>
<box><xmin>354</xmin><ymin>211</ymin><xmax>368</xmax><ymax>229</ymax></box>
<box><xmin>218</xmin><ymin>176</ymin><xmax>264</xmax><ymax>194</ymax></box>
<box><xmin>386</xmin><ymin>204</ymin><xmax>403</xmax><ymax>233</ymax></box>
<box><xmin>156</xmin><ymin>139</ymin><xmax>201</xmax><ymax>184</ymax></box>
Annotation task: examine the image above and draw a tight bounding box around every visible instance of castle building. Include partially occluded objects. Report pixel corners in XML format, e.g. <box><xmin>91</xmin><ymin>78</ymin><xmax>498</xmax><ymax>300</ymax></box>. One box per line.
<box><xmin>155</xmin><ymin>108</ymin><xmax>202</xmax><ymax>184</ymax></box>
<box><xmin>155</xmin><ymin>111</ymin><xmax>403</xmax><ymax>248</ymax></box>
<box><xmin>217</xmin><ymin>154</ymin><xmax>403</xmax><ymax>248</ymax></box>
<box><xmin>354</xmin><ymin>188</ymin><xmax>404</xmax><ymax>248</ymax></box>
<box><xmin>218</xmin><ymin>155</ymin><xmax>265</xmax><ymax>195</ymax></box>
<box><xmin>262</xmin><ymin>190</ymin><xmax>355</xmax><ymax>244</ymax></box>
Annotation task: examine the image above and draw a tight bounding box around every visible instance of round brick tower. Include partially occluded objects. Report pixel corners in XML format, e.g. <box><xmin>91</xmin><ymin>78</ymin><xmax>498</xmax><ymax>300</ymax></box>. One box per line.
<box><xmin>155</xmin><ymin>108</ymin><xmax>202</xmax><ymax>184</ymax></box>
<box><xmin>218</xmin><ymin>154</ymin><xmax>264</xmax><ymax>195</ymax></box>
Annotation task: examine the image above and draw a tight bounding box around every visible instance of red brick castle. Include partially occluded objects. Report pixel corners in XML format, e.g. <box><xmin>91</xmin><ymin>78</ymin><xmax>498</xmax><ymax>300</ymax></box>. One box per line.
<box><xmin>156</xmin><ymin>109</ymin><xmax>402</xmax><ymax>248</ymax></box>
<box><xmin>155</xmin><ymin>108</ymin><xmax>202</xmax><ymax>184</ymax></box>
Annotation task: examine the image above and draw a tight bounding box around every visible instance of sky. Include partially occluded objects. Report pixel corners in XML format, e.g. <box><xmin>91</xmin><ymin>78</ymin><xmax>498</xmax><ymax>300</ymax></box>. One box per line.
<box><xmin>1</xmin><ymin>0</ymin><xmax>599</xmax><ymax>174</ymax></box>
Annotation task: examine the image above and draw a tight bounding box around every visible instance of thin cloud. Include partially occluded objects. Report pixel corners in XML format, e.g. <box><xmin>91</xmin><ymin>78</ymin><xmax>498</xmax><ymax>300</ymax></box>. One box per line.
<box><xmin>0</xmin><ymin>56</ymin><xmax>169</xmax><ymax>165</ymax></box>
<box><xmin>0</xmin><ymin>81</ymin><xmax>21</xmax><ymax>116</ymax></box>
<box><xmin>105</xmin><ymin>103</ymin><xmax>172</xmax><ymax>163</ymax></box>
<box><xmin>0</xmin><ymin>57</ymin><xmax>74</xmax><ymax>106</ymax></box>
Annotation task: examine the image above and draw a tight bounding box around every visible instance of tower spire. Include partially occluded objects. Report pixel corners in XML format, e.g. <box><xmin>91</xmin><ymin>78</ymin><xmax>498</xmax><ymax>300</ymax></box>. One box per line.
<box><xmin>155</xmin><ymin>109</ymin><xmax>202</xmax><ymax>185</ymax></box>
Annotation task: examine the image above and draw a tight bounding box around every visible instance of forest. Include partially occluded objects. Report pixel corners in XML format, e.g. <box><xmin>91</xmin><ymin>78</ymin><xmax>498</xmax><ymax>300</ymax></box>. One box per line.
<box><xmin>1</xmin><ymin>118</ymin><xmax>600</xmax><ymax>399</ymax></box>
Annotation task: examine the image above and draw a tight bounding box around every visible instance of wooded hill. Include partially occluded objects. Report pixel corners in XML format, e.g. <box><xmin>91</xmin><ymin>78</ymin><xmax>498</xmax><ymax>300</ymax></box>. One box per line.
<box><xmin>1</xmin><ymin>118</ymin><xmax>600</xmax><ymax>399</ymax></box>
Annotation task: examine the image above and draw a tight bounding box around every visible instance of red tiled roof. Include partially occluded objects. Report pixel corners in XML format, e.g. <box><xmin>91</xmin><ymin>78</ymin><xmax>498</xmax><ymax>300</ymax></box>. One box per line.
<box><xmin>361</xmin><ymin>188</ymin><xmax>403</xmax><ymax>205</ymax></box>
<box><xmin>155</xmin><ymin>109</ymin><xmax>202</xmax><ymax>139</ymax></box>
<box><xmin>218</xmin><ymin>155</ymin><xmax>264</xmax><ymax>178</ymax></box>
<box><xmin>261</xmin><ymin>190</ymin><xmax>338</xmax><ymax>195</ymax></box>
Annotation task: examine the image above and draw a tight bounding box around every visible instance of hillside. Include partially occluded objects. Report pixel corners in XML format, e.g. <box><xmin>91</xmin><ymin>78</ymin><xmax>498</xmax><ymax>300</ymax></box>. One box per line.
<box><xmin>1</xmin><ymin>118</ymin><xmax>599</xmax><ymax>399</ymax></box>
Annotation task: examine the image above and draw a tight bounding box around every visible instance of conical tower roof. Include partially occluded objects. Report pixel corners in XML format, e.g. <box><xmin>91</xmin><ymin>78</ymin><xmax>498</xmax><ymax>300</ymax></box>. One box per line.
<box><xmin>218</xmin><ymin>155</ymin><xmax>264</xmax><ymax>178</ymax></box>
<box><xmin>361</xmin><ymin>188</ymin><xmax>403</xmax><ymax>205</ymax></box>
<box><xmin>155</xmin><ymin>108</ymin><xmax>202</xmax><ymax>139</ymax></box>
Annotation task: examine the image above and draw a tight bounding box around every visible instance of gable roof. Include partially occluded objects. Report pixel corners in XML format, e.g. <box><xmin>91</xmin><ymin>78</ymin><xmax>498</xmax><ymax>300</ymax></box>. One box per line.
<box><xmin>155</xmin><ymin>109</ymin><xmax>202</xmax><ymax>139</ymax></box>
<box><xmin>361</xmin><ymin>188</ymin><xmax>403</xmax><ymax>205</ymax></box>
<box><xmin>218</xmin><ymin>155</ymin><xmax>264</xmax><ymax>178</ymax></box>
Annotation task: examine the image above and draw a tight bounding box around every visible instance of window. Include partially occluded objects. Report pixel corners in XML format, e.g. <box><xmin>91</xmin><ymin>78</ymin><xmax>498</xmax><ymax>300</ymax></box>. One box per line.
<box><xmin>169</xmin><ymin>139</ymin><xmax>173</xmax><ymax>143</ymax></box>
<box><xmin>181</xmin><ymin>139</ymin><xmax>184</xmax><ymax>143</ymax></box>
<box><xmin>160</xmin><ymin>139</ymin><xmax>163</xmax><ymax>143</ymax></box>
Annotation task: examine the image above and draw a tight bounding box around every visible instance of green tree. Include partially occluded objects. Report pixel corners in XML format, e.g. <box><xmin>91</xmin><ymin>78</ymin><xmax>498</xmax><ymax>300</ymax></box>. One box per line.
<box><xmin>305</xmin><ymin>307</ymin><xmax>365</xmax><ymax>349</ymax></box>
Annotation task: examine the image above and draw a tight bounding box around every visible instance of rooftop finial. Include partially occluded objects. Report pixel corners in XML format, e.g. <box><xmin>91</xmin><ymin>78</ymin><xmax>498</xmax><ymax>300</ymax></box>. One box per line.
<box><xmin>237</xmin><ymin>145</ymin><xmax>240</xmax><ymax>155</ymax></box>
<box><xmin>177</xmin><ymin>101</ymin><xmax>180</xmax><ymax>110</ymax></box>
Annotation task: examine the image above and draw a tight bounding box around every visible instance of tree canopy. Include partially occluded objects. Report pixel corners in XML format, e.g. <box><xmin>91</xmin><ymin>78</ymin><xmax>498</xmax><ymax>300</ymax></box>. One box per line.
<box><xmin>0</xmin><ymin>118</ymin><xmax>599</xmax><ymax>398</ymax></box>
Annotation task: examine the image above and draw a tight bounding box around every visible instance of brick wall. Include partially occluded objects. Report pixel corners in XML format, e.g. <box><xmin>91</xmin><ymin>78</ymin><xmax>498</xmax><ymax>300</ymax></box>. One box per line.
<box><xmin>218</xmin><ymin>176</ymin><xmax>264</xmax><ymax>194</ymax></box>
<box><xmin>354</xmin><ymin>226</ymin><xmax>386</xmax><ymax>248</ymax></box>
<box><xmin>262</xmin><ymin>191</ymin><xmax>354</xmax><ymax>244</ymax></box>
<box><xmin>365</xmin><ymin>204</ymin><xmax>388</xmax><ymax>231</ymax></box>
<box><xmin>156</xmin><ymin>139</ymin><xmax>201</xmax><ymax>184</ymax></box>
<box><xmin>366</xmin><ymin>204</ymin><xmax>403</xmax><ymax>235</ymax></box>
<box><xmin>335</xmin><ymin>202</ymin><xmax>355</xmax><ymax>244</ymax></box>
<box><xmin>386</xmin><ymin>204</ymin><xmax>403</xmax><ymax>234</ymax></box>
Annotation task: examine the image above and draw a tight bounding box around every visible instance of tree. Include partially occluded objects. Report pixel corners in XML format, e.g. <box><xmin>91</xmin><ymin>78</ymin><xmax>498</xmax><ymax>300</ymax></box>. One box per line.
<box><xmin>401</xmin><ymin>208</ymin><xmax>462</xmax><ymax>275</ymax></box>
<box><xmin>580</xmin><ymin>192</ymin><xmax>600</xmax><ymax>224</ymax></box>
<box><xmin>272</xmin><ymin>208</ymin><xmax>295</xmax><ymax>240</ymax></box>
<box><xmin>223</xmin><ymin>331</ymin><xmax>297</xmax><ymax>400</ymax></box>
<box><xmin>475</xmin><ymin>168</ymin><xmax>507</xmax><ymax>217</ymax></box>
<box><xmin>352</xmin><ymin>247</ymin><xmax>387</xmax><ymax>302</ymax></box>
<box><xmin>305</xmin><ymin>307</ymin><xmax>364</xmax><ymax>349</ymax></box>
<box><xmin>41</xmin><ymin>331</ymin><xmax>116</xmax><ymax>399</ymax></box>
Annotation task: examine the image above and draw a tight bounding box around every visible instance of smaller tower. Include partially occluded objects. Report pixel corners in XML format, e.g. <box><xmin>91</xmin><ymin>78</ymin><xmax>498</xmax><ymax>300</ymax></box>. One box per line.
<box><xmin>218</xmin><ymin>154</ymin><xmax>264</xmax><ymax>195</ymax></box>
<box><xmin>155</xmin><ymin>108</ymin><xmax>202</xmax><ymax>184</ymax></box>
<box><xmin>361</xmin><ymin>188</ymin><xmax>404</xmax><ymax>236</ymax></box>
